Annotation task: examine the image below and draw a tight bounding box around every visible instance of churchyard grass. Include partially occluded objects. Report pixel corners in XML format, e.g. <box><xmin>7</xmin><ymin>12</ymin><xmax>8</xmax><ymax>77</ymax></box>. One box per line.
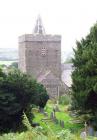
<box><xmin>33</xmin><ymin>101</ymin><xmax>83</xmax><ymax>134</ymax></box>
<box><xmin>33</xmin><ymin>101</ymin><xmax>97</xmax><ymax>139</ymax></box>
<box><xmin>0</xmin><ymin>100</ymin><xmax>97</xmax><ymax>139</ymax></box>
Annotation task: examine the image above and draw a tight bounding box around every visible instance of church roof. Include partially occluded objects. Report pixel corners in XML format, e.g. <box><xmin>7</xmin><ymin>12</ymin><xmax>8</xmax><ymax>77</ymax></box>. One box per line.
<box><xmin>37</xmin><ymin>70</ymin><xmax>60</xmax><ymax>84</ymax></box>
<box><xmin>61</xmin><ymin>63</ymin><xmax>73</xmax><ymax>87</ymax></box>
<box><xmin>37</xmin><ymin>70</ymin><xmax>51</xmax><ymax>82</ymax></box>
<box><xmin>33</xmin><ymin>15</ymin><xmax>45</xmax><ymax>34</ymax></box>
<box><xmin>37</xmin><ymin>70</ymin><xmax>59</xmax><ymax>82</ymax></box>
<box><xmin>37</xmin><ymin>70</ymin><xmax>70</xmax><ymax>91</ymax></box>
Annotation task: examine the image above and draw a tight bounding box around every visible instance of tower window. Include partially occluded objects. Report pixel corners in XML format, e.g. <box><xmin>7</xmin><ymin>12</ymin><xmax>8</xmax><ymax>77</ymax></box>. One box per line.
<box><xmin>41</xmin><ymin>47</ymin><xmax>46</xmax><ymax>56</ymax></box>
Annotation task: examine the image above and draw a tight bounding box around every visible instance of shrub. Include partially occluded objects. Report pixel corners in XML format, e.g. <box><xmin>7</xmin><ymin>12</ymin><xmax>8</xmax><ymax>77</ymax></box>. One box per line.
<box><xmin>59</xmin><ymin>95</ymin><xmax>71</xmax><ymax>105</ymax></box>
<box><xmin>57</xmin><ymin>129</ymin><xmax>74</xmax><ymax>140</ymax></box>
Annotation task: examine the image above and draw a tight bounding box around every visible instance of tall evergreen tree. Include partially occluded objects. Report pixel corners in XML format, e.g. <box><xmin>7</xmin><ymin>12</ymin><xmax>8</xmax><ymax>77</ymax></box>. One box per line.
<box><xmin>72</xmin><ymin>23</ymin><xmax>97</xmax><ymax>116</ymax></box>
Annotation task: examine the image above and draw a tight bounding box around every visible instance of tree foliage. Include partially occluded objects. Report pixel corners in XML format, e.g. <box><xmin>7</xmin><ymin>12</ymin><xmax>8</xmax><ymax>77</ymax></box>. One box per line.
<box><xmin>72</xmin><ymin>23</ymin><xmax>97</xmax><ymax>115</ymax></box>
<box><xmin>9</xmin><ymin>62</ymin><xmax>18</xmax><ymax>68</ymax></box>
<box><xmin>0</xmin><ymin>69</ymin><xmax>49</xmax><ymax>132</ymax></box>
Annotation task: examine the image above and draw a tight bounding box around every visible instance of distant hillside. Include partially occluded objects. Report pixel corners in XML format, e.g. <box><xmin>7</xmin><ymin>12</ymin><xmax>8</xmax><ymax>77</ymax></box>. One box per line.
<box><xmin>0</xmin><ymin>48</ymin><xmax>73</xmax><ymax>62</ymax></box>
<box><xmin>0</xmin><ymin>48</ymin><xmax>18</xmax><ymax>61</ymax></box>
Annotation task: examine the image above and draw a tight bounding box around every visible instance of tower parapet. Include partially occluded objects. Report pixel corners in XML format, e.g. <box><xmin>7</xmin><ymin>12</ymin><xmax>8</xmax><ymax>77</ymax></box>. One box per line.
<box><xmin>19</xmin><ymin>34</ymin><xmax>61</xmax><ymax>43</ymax></box>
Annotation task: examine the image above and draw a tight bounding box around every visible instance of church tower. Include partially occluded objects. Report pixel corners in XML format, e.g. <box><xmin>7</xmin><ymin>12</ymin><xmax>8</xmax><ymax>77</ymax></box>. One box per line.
<box><xmin>19</xmin><ymin>16</ymin><xmax>61</xmax><ymax>79</ymax></box>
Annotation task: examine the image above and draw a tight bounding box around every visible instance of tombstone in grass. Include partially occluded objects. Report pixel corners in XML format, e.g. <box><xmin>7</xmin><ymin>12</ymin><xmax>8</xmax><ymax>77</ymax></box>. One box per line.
<box><xmin>80</xmin><ymin>122</ymin><xmax>87</xmax><ymax>140</ymax></box>
<box><xmin>60</xmin><ymin>120</ymin><xmax>64</xmax><ymax>128</ymax></box>
<box><xmin>53</xmin><ymin>106</ymin><xmax>56</xmax><ymax>116</ymax></box>
<box><xmin>55</xmin><ymin>104</ymin><xmax>60</xmax><ymax>112</ymax></box>
<box><xmin>44</xmin><ymin>112</ymin><xmax>48</xmax><ymax>117</ymax></box>
<box><xmin>95</xmin><ymin>131</ymin><xmax>97</xmax><ymax>137</ymax></box>
<box><xmin>32</xmin><ymin>122</ymin><xmax>40</xmax><ymax>127</ymax></box>
<box><xmin>87</xmin><ymin>125</ymin><xmax>94</xmax><ymax>136</ymax></box>
<box><xmin>50</xmin><ymin>112</ymin><xmax>54</xmax><ymax>120</ymax></box>
<box><xmin>39</xmin><ymin>107</ymin><xmax>44</xmax><ymax>113</ymax></box>
<box><xmin>80</xmin><ymin>130</ymin><xmax>87</xmax><ymax>140</ymax></box>
<box><xmin>50</xmin><ymin>111</ymin><xmax>58</xmax><ymax>124</ymax></box>
<box><xmin>61</xmin><ymin>120</ymin><xmax>65</xmax><ymax>128</ymax></box>
<box><xmin>53</xmin><ymin>113</ymin><xmax>57</xmax><ymax>122</ymax></box>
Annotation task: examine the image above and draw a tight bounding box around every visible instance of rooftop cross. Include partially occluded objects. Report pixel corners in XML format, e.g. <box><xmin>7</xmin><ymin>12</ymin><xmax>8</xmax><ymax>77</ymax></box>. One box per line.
<box><xmin>33</xmin><ymin>15</ymin><xmax>45</xmax><ymax>34</ymax></box>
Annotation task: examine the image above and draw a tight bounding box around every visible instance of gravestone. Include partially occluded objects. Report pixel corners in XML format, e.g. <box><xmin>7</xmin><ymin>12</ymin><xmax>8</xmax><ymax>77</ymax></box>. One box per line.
<box><xmin>32</xmin><ymin>122</ymin><xmax>40</xmax><ymax>127</ymax></box>
<box><xmin>50</xmin><ymin>112</ymin><xmax>54</xmax><ymax>120</ymax></box>
<box><xmin>44</xmin><ymin>112</ymin><xmax>48</xmax><ymax>117</ymax></box>
<box><xmin>80</xmin><ymin>131</ymin><xmax>87</xmax><ymax>140</ymax></box>
<box><xmin>53</xmin><ymin>107</ymin><xmax>56</xmax><ymax>117</ymax></box>
<box><xmin>95</xmin><ymin>131</ymin><xmax>97</xmax><ymax>137</ymax></box>
<box><xmin>61</xmin><ymin>121</ymin><xmax>65</xmax><ymax>128</ymax></box>
<box><xmin>55</xmin><ymin>104</ymin><xmax>60</xmax><ymax>112</ymax></box>
<box><xmin>87</xmin><ymin>126</ymin><xmax>94</xmax><ymax>136</ymax></box>
<box><xmin>59</xmin><ymin>120</ymin><xmax>64</xmax><ymax>128</ymax></box>
<box><xmin>39</xmin><ymin>107</ymin><xmax>44</xmax><ymax>113</ymax></box>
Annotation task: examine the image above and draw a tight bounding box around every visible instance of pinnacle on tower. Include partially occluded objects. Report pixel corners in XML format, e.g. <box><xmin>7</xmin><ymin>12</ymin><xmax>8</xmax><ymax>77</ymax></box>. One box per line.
<box><xmin>33</xmin><ymin>15</ymin><xmax>45</xmax><ymax>34</ymax></box>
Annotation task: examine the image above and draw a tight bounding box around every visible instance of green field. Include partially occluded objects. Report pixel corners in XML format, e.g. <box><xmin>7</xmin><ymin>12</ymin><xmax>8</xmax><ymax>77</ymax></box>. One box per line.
<box><xmin>0</xmin><ymin>61</ymin><xmax>17</xmax><ymax>66</ymax></box>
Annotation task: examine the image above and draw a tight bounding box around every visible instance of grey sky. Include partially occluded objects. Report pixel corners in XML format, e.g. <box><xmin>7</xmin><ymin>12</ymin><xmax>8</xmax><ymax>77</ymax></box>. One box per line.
<box><xmin>0</xmin><ymin>0</ymin><xmax>97</xmax><ymax>55</ymax></box>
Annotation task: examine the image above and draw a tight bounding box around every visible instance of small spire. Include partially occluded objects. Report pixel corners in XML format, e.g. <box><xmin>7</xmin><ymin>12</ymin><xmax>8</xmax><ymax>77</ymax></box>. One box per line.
<box><xmin>33</xmin><ymin>15</ymin><xmax>45</xmax><ymax>34</ymax></box>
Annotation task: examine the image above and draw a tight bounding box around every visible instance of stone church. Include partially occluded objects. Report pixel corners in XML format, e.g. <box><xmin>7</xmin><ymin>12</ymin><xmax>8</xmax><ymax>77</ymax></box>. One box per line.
<box><xmin>19</xmin><ymin>16</ymin><xmax>68</xmax><ymax>98</ymax></box>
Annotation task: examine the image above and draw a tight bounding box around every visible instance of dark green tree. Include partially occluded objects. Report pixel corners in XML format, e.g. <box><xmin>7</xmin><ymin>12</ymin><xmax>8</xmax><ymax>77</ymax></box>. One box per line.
<box><xmin>0</xmin><ymin>69</ymin><xmax>49</xmax><ymax>132</ymax></box>
<box><xmin>72</xmin><ymin>23</ymin><xmax>97</xmax><ymax>116</ymax></box>
<box><xmin>9</xmin><ymin>62</ymin><xmax>18</xmax><ymax>69</ymax></box>
<box><xmin>33</xmin><ymin>83</ymin><xmax>49</xmax><ymax>108</ymax></box>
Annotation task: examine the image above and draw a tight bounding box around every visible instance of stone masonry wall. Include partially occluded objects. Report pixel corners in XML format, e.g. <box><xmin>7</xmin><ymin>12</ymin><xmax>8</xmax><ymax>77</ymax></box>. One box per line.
<box><xmin>19</xmin><ymin>34</ymin><xmax>61</xmax><ymax>79</ymax></box>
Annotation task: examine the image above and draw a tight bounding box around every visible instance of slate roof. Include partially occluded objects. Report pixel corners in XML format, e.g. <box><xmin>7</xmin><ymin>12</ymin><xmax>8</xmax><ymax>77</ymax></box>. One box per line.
<box><xmin>37</xmin><ymin>70</ymin><xmax>60</xmax><ymax>85</ymax></box>
<box><xmin>37</xmin><ymin>63</ymin><xmax>73</xmax><ymax>88</ymax></box>
<box><xmin>61</xmin><ymin>63</ymin><xmax>73</xmax><ymax>87</ymax></box>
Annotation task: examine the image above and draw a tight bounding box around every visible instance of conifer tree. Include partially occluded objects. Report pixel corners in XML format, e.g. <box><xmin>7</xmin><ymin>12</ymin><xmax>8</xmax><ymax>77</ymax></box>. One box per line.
<box><xmin>72</xmin><ymin>23</ymin><xmax>97</xmax><ymax>115</ymax></box>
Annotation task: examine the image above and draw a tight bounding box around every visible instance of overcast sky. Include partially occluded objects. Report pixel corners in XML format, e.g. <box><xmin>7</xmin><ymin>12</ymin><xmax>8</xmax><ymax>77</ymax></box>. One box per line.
<box><xmin>0</xmin><ymin>0</ymin><xmax>97</xmax><ymax>55</ymax></box>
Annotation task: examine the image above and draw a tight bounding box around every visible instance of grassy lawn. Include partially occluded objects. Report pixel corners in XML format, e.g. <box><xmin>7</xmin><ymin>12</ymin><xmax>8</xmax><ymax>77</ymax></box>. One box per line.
<box><xmin>0</xmin><ymin>101</ymin><xmax>97</xmax><ymax>140</ymax></box>
<box><xmin>33</xmin><ymin>101</ymin><xmax>83</xmax><ymax>135</ymax></box>
<box><xmin>33</xmin><ymin>102</ymin><xmax>97</xmax><ymax>139</ymax></box>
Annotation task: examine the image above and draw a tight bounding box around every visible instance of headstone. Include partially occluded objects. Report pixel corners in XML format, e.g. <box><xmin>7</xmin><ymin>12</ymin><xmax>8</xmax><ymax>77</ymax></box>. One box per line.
<box><xmin>44</xmin><ymin>112</ymin><xmax>48</xmax><ymax>117</ymax></box>
<box><xmin>80</xmin><ymin>131</ymin><xmax>87</xmax><ymax>140</ymax></box>
<box><xmin>55</xmin><ymin>104</ymin><xmax>60</xmax><ymax>112</ymax></box>
<box><xmin>50</xmin><ymin>112</ymin><xmax>54</xmax><ymax>120</ymax></box>
<box><xmin>53</xmin><ymin>107</ymin><xmax>56</xmax><ymax>117</ymax></box>
<box><xmin>39</xmin><ymin>107</ymin><xmax>44</xmax><ymax>113</ymax></box>
<box><xmin>53</xmin><ymin>111</ymin><xmax>55</xmax><ymax>118</ymax></box>
<box><xmin>88</xmin><ymin>126</ymin><xmax>94</xmax><ymax>136</ymax></box>
<box><xmin>32</xmin><ymin>122</ymin><xmax>40</xmax><ymax>127</ymax></box>
<box><xmin>59</xmin><ymin>120</ymin><xmax>64</xmax><ymax>128</ymax></box>
<box><xmin>95</xmin><ymin>131</ymin><xmax>97</xmax><ymax>137</ymax></box>
<box><xmin>61</xmin><ymin>121</ymin><xmax>64</xmax><ymax>128</ymax></box>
